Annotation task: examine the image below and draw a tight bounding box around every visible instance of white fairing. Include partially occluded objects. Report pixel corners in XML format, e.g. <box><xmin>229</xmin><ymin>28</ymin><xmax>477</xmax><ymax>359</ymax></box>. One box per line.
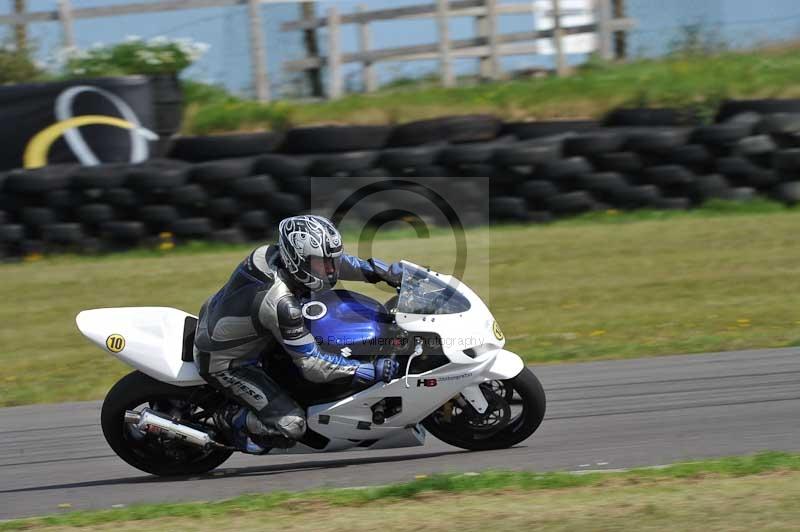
<box><xmin>394</xmin><ymin>262</ymin><xmax>506</xmax><ymax>363</ymax></box>
<box><xmin>76</xmin><ymin>307</ymin><xmax>204</xmax><ymax>386</ymax></box>
<box><xmin>296</xmin><ymin>346</ymin><xmax>522</xmax><ymax>447</ymax></box>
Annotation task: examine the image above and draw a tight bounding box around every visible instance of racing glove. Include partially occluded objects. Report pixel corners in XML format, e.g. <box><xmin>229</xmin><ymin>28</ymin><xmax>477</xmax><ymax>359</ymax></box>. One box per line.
<box><xmin>341</xmin><ymin>256</ymin><xmax>404</xmax><ymax>288</ymax></box>
<box><xmin>368</xmin><ymin>259</ymin><xmax>404</xmax><ymax>288</ymax></box>
<box><xmin>382</xmin><ymin>262</ymin><xmax>404</xmax><ymax>289</ymax></box>
<box><xmin>353</xmin><ymin>358</ymin><xmax>400</xmax><ymax>386</ymax></box>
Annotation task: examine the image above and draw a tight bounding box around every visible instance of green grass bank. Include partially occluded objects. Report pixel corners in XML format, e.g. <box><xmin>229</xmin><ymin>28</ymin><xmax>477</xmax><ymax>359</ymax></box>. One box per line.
<box><xmin>183</xmin><ymin>45</ymin><xmax>800</xmax><ymax>134</ymax></box>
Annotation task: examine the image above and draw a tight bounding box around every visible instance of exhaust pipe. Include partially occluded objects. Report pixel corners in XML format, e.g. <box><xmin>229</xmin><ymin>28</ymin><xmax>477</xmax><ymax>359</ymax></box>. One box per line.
<box><xmin>124</xmin><ymin>408</ymin><xmax>226</xmax><ymax>449</ymax></box>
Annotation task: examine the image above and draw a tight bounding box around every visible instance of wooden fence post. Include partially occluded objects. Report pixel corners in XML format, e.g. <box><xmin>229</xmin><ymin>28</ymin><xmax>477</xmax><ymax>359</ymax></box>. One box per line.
<box><xmin>436</xmin><ymin>0</ymin><xmax>454</xmax><ymax>87</ymax></box>
<box><xmin>595</xmin><ymin>0</ymin><xmax>612</xmax><ymax>60</ymax></box>
<box><xmin>485</xmin><ymin>0</ymin><xmax>499</xmax><ymax>80</ymax></box>
<box><xmin>300</xmin><ymin>2</ymin><xmax>324</xmax><ymax>97</ymax></box>
<box><xmin>247</xmin><ymin>0</ymin><xmax>270</xmax><ymax>102</ymax></box>
<box><xmin>357</xmin><ymin>4</ymin><xmax>377</xmax><ymax>93</ymax></box>
<box><xmin>552</xmin><ymin>0</ymin><xmax>568</xmax><ymax>76</ymax></box>
<box><xmin>475</xmin><ymin>9</ymin><xmax>488</xmax><ymax>78</ymax></box>
<box><xmin>57</xmin><ymin>0</ymin><xmax>76</xmax><ymax>49</ymax></box>
<box><xmin>611</xmin><ymin>0</ymin><xmax>627</xmax><ymax>59</ymax></box>
<box><xmin>13</xmin><ymin>0</ymin><xmax>26</xmax><ymax>51</ymax></box>
<box><xmin>327</xmin><ymin>6</ymin><xmax>343</xmax><ymax>99</ymax></box>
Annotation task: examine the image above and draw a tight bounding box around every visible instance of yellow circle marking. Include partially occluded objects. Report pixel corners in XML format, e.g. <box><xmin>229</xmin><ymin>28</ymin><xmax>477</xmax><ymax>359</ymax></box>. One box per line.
<box><xmin>23</xmin><ymin>115</ymin><xmax>138</xmax><ymax>169</ymax></box>
<box><xmin>492</xmin><ymin>321</ymin><xmax>504</xmax><ymax>341</ymax></box>
<box><xmin>106</xmin><ymin>334</ymin><xmax>126</xmax><ymax>353</ymax></box>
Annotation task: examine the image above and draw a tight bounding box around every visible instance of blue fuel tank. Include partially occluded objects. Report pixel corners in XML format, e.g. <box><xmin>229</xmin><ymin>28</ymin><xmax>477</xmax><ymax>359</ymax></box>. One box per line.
<box><xmin>302</xmin><ymin>290</ymin><xmax>395</xmax><ymax>357</ymax></box>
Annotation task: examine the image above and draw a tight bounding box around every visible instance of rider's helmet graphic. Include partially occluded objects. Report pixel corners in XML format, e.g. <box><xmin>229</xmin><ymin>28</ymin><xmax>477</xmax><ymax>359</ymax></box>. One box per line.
<box><xmin>278</xmin><ymin>215</ymin><xmax>344</xmax><ymax>291</ymax></box>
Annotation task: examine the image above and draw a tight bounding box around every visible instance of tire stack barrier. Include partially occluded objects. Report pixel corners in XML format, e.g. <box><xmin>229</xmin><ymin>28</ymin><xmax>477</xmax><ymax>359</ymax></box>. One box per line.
<box><xmin>2</xmin><ymin>103</ymin><xmax>800</xmax><ymax>258</ymax></box>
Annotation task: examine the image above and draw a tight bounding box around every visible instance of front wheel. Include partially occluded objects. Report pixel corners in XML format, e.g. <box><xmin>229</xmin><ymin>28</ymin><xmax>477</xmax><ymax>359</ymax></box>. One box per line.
<box><xmin>101</xmin><ymin>371</ymin><xmax>234</xmax><ymax>476</ymax></box>
<box><xmin>422</xmin><ymin>368</ymin><xmax>546</xmax><ymax>451</ymax></box>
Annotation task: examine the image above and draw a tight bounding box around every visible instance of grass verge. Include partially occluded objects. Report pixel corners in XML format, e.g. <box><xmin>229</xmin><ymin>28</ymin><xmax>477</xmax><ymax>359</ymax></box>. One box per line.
<box><xmin>2</xmin><ymin>451</ymin><xmax>800</xmax><ymax>531</ymax></box>
<box><xmin>182</xmin><ymin>45</ymin><xmax>800</xmax><ymax>133</ymax></box>
<box><xmin>2</xmin><ymin>201</ymin><xmax>800</xmax><ymax>406</ymax></box>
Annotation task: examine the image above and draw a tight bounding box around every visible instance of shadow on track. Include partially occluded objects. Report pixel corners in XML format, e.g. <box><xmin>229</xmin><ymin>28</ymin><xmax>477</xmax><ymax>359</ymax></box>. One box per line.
<box><xmin>1</xmin><ymin>449</ymin><xmax>468</xmax><ymax>494</ymax></box>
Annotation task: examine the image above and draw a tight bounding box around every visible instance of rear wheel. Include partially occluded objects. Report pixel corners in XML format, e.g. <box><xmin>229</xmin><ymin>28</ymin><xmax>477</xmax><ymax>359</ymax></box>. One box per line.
<box><xmin>422</xmin><ymin>368</ymin><xmax>545</xmax><ymax>451</ymax></box>
<box><xmin>101</xmin><ymin>371</ymin><xmax>233</xmax><ymax>476</ymax></box>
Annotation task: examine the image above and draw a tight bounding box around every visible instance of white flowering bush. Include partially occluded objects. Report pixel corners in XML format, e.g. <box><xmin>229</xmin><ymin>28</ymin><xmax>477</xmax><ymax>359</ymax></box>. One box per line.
<box><xmin>63</xmin><ymin>36</ymin><xmax>209</xmax><ymax>77</ymax></box>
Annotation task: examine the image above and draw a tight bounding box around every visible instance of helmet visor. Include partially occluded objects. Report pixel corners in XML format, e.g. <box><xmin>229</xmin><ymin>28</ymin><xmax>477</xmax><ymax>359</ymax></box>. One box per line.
<box><xmin>308</xmin><ymin>256</ymin><xmax>341</xmax><ymax>279</ymax></box>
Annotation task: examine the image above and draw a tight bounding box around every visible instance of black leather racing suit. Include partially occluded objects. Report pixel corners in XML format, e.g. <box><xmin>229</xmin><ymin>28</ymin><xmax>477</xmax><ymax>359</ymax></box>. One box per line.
<box><xmin>193</xmin><ymin>244</ymin><xmax>400</xmax><ymax>441</ymax></box>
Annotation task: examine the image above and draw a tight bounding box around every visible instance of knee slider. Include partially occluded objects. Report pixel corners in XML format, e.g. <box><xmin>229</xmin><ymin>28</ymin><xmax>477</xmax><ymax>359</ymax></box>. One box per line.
<box><xmin>276</xmin><ymin>414</ymin><xmax>307</xmax><ymax>440</ymax></box>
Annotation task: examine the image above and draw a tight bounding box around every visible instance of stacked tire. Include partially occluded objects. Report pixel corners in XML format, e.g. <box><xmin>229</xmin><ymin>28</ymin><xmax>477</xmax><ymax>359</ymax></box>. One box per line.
<box><xmin>0</xmin><ymin>160</ymin><xmax>292</xmax><ymax>257</ymax></box>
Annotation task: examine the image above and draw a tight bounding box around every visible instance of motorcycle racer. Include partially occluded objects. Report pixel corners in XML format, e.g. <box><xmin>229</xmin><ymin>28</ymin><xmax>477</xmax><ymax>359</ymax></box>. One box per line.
<box><xmin>193</xmin><ymin>215</ymin><xmax>403</xmax><ymax>453</ymax></box>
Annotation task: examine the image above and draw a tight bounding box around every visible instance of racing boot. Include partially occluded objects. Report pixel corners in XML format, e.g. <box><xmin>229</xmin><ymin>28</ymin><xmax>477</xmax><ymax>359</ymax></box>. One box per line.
<box><xmin>227</xmin><ymin>407</ymin><xmax>297</xmax><ymax>452</ymax></box>
<box><xmin>227</xmin><ymin>407</ymin><xmax>269</xmax><ymax>454</ymax></box>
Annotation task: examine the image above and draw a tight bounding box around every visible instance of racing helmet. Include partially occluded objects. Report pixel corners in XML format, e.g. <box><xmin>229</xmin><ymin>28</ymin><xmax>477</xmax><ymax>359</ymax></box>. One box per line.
<box><xmin>278</xmin><ymin>215</ymin><xmax>343</xmax><ymax>291</ymax></box>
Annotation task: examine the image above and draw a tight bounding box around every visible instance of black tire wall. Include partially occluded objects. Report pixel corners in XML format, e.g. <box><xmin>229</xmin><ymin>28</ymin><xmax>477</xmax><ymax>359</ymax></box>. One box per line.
<box><xmin>3</xmin><ymin>109</ymin><xmax>800</xmax><ymax>258</ymax></box>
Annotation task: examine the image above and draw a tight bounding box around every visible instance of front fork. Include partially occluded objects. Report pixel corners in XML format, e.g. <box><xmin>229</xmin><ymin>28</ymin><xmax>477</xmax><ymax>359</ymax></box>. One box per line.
<box><xmin>460</xmin><ymin>385</ymin><xmax>489</xmax><ymax>413</ymax></box>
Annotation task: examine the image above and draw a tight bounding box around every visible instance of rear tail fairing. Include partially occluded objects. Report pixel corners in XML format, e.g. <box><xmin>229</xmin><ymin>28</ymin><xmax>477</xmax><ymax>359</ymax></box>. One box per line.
<box><xmin>76</xmin><ymin>307</ymin><xmax>205</xmax><ymax>386</ymax></box>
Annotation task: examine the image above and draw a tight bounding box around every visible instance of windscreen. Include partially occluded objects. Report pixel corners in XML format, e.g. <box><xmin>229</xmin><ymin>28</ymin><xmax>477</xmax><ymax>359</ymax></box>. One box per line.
<box><xmin>396</xmin><ymin>264</ymin><xmax>471</xmax><ymax>315</ymax></box>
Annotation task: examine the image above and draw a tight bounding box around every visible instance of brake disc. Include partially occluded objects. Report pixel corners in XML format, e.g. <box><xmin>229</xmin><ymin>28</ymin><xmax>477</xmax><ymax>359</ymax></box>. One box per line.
<box><xmin>464</xmin><ymin>396</ymin><xmax>511</xmax><ymax>435</ymax></box>
<box><xmin>482</xmin><ymin>380</ymin><xmax>514</xmax><ymax>402</ymax></box>
<box><xmin>445</xmin><ymin>386</ymin><xmax>512</xmax><ymax>437</ymax></box>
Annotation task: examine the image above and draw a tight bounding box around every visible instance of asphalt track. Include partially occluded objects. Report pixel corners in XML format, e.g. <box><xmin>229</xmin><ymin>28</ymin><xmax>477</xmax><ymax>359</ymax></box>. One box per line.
<box><xmin>2</xmin><ymin>347</ymin><xmax>800</xmax><ymax>520</ymax></box>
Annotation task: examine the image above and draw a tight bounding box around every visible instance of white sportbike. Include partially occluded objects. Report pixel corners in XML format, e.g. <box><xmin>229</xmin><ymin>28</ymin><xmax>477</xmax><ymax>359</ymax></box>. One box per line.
<box><xmin>77</xmin><ymin>262</ymin><xmax>546</xmax><ymax>476</ymax></box>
